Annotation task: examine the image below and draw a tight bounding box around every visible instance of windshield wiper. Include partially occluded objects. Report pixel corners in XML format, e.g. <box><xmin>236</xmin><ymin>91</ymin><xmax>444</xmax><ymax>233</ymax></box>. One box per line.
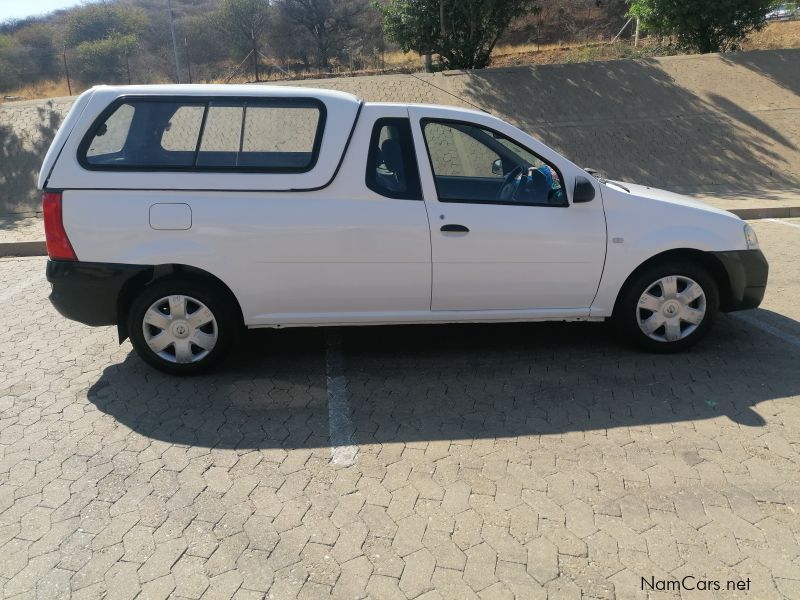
<box><xmin>605</xmin><ymin>181</ymin><xmax>630</xmax><ymax>193</ymax></box>
<box><xmin>583</xmin><ymin>167</ymin><xmax>607</xmax><ymax>183</ymax></box>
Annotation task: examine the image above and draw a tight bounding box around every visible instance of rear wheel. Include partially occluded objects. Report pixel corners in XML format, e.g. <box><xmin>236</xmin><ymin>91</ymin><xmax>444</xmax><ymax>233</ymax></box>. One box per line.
<box><xmin>127</xmin><ymin>279</ymin><xmax>236</xmax><ymax>374</ymax></box>
<box><xmin>614</xmin><ymin>262</ymin><xmax>719</xmax><ymax>352</ymax></box>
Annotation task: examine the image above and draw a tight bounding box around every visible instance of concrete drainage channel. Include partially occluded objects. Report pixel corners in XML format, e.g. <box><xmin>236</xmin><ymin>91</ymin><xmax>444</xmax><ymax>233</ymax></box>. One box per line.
<box><xmin>1</xmin><ymin>207</ymin><xmax>799</xmax><ymax>258</ymax></box>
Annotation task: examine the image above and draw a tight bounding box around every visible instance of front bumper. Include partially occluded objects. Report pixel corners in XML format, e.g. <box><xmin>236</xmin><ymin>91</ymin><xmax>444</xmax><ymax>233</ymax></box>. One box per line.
<box><xmin>46</xmin><ymin>260</ymin><xmax>151</xmax><ymax>326</ymax></box>
<box><xmin>710</xmin><ymin>249</ymin><xmax>769</xmax><ymax>312</ymax></box>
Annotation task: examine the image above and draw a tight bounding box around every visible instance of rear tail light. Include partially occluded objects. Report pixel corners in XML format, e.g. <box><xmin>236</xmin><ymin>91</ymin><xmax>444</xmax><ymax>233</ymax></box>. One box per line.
<box><xmin>42</xmin><ymin>191</ymin><xmax>77</xmax><ymax>261</ymax></box>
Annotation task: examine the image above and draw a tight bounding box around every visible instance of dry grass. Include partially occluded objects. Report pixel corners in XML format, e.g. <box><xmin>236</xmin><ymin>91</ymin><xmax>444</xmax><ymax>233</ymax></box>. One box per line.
<box><xmin>2</xmin><ymin>21</ymin><xmax>798</xmax><ymax>102</ymax></box>
<box><xmin>1</xmin><ymin>80</ymin><xmax>81</xmax><ymax>103</ymax></box>
<box><xmin>382</xmin><ymin>49</ymin><xmax>423</xmax><ymax>69</ymax></box>
<box><xmin>487</xmin><ymin>19</ymin><xmax>800</xmax><ymax>68</ymax></box>
<box><xmin>743</xmin><ymin>19</ymin><xmax>800</xmax><ymax>50</ymax></box>
<box><xmin>377</xmin><ymin>20</ymin><xmax>800</xmax><ymax>73</ymax></box>
<box><xmin>493</xmin><ymin>40</ymin><xmax>576</xmax><ymax>56</ymax></box>
<box><xmin>381</xmin><ymin>40</ymin><xmax>585</xmax><ymax>69</ymax></box>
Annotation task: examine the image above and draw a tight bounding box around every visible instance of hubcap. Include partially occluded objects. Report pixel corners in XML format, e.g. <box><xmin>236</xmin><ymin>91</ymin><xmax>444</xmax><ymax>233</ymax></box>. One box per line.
<box><xmin>635</xmin><ymin>275</ymin><xmax>707</xmax><ymax>343</ymax></box>
<box><xmin>142</xmin><ymin>295</ymin><xmax>218</xmax><ymax>364</ymax></box>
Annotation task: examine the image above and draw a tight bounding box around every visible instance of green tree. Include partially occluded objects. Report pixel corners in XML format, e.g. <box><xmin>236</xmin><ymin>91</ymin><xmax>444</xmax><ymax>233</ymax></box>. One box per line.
<box><xmin>64</xmin><ymin>4</ymin><xmax>147</xmax><ymax>84</ymax></box>
<box><xmin>218</xmin><ymin>0</ymin><xmax>270</xmax><ymax>81</ymax></box>
<box><xmin>267</xmin><ymin>8</ymin><xmax>316</xmax><ymax>70</ymax></box>
<box><xmin>14</xmin><ymin>24</ymin><xmax>60</xmax><ymax>83</ymax></box>
<box><xmin>74</xmin><ymin>34</ymin><xmax>139</xmax><ymax>84</ymax></box>
<box><xmin>278</xmin><ymin>0</ymin><xmax>370</xmax><ymax>70</ymax></box>
<box><xmin>0</xmin><ymin>34</ymin><xmax>22</xmax><ymax>91</ymax></box>
<box><xmin>64</xmin><ymin>4</ymin><xmax>147</xmax><ymax>47</ymax></box>
<box><xmin>378</xmin><ymin>0</ymin><xmax>538</xmax><ymax>70</ymax></box>
<box><xmin>182</xmin><ymin>12</ymin><xmax>239</xmax><ymax>80</ymax></box>
<box><xmin>628</xmin><ymin>0</ymin><xmax>774</xmax><ymax>53</ymax></box>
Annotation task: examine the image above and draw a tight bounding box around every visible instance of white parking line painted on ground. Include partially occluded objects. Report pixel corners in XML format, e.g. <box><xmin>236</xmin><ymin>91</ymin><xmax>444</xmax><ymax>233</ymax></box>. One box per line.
<box><xmin>732</xmin><ymin>312</ymin><xmax>800</xmax><ymax>349</ymax></box>
<box><xmin>766</xmin><ymin>218</ymin><xmax>800</xmax><ymax>230</ymax></box>
<box><xmin>325</xmin><ymin>330</ymin><xmax>358</xmax><ymax>466</ymax></box>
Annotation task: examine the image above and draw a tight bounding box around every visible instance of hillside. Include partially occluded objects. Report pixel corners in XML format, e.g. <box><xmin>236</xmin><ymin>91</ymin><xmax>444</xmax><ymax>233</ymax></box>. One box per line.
<box><xmin>2</xmin><ymin>47</ymin><xmax>800</xmax><ymax>214</ymax></box>
<box><xmin>2</xmin><ymin>0</ymin><xmax>799</xmax><ymax>103</ymax></box>
<box><xmin>1</xmin><ymin>0</ymin><xmax>634</xmax><ymax>98</ymax></box>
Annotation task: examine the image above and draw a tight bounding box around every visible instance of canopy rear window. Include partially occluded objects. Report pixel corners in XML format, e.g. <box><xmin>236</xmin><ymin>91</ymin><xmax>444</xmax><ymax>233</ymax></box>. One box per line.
<box><xmin>79</xmin><ymin>96</ymin><xmax>325</xmax><ymax>173</ymax></box>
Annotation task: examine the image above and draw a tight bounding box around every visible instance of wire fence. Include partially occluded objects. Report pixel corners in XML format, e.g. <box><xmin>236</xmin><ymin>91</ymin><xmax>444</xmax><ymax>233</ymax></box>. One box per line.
<box><xmin>3</xmin><ymin>6</ymin><xmax>799</xmax><ymax>101</ymax></box>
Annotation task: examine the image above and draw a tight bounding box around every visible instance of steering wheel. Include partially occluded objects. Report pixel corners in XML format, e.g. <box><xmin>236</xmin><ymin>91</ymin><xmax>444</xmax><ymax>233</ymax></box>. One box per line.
<box><xmin>496</xmin><ymin>166</ymin><xmax>523</xmax><ymax>201</ymax></box>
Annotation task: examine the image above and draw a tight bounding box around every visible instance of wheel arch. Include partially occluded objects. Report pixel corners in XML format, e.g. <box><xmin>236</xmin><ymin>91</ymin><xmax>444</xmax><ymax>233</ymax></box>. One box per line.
<box><xmin>612</xmin><ymin>248</ymin><xmax>732</xmax><ymax>317</ymax></box>
<box><xmin>116</xmin><ymin>264</ymin><xmax>244</xmax><ymax>342</ymax></box>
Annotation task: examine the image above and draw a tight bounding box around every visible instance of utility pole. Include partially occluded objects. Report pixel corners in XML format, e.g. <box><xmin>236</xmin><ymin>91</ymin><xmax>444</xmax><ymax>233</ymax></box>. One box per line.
<box><xmin>537</xmin><ymin>12</ymin><xmax>542</xmax><ymax>52</ymax></box>
<box><xmin>168</xmin><ymin>0</ymin><xmax>182</xmax><ymax>83</ymax></box>
<box><xmin>62</xmin><ymin>46</ymin><xmax>72</xmax><ymax>96</ymax></box>
<box><xmin>634</xmin><ymin>17</ymin><xmax>640</xmax><ymax>47</ymax></box>
<box><xmin>185</xmin><ymin>36</ymin><xmax>193</xmax><ymax>84</ymax></box>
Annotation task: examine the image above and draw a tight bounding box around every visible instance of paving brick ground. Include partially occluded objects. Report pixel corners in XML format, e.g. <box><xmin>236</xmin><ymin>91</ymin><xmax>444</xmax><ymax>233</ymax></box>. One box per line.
<box><xmin>0</xmin><ymin>219</ymin><xmax>798</xmax><ymax>599</ymax></box>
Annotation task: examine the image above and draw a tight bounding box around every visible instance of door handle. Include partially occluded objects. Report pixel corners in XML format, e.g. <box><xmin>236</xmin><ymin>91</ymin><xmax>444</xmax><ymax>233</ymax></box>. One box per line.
<box><xmin>440</xmin><ymin>224</ymin><xmax>470</xmax><ymax>233</ymax></box>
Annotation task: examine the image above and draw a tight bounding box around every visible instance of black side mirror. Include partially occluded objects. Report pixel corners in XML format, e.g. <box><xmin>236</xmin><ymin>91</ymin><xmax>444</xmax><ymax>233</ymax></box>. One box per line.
<box><xmin>573</xmin><ymin>176</ymin><xmax>595</xmax><ymax>203</ymax></box>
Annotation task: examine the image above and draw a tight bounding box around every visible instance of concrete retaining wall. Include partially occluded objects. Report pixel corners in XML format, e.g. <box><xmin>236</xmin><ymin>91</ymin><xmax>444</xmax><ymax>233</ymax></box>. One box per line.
<box><xmin>2</xmin><ymin>49</ymin><xmax>798</xmax><ymax>213</ymax></box>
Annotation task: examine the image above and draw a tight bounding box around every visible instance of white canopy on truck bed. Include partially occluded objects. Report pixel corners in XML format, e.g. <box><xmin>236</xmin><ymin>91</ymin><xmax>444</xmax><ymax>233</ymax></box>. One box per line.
<box><xmin>40</xmin><ymin>84</ymin><xmax>362</xmax><ymax>192</ymax></box>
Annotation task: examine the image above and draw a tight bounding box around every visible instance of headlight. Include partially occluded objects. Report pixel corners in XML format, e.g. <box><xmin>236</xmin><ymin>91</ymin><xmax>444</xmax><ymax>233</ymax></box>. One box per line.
<box><xmin>744</xmin><ymin>223</ymin><xmax>759</xmax><ymax>250</ymax></box>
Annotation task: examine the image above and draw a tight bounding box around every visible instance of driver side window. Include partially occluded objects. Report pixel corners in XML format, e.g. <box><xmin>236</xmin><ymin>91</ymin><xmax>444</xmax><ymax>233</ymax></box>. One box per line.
<box><xmin>421</xmin><ymin>120</ymin><xmax>565</xmax><ymax>206</ymax></box>
<box><xmin>425</xmin><ymin>122</ymin><xmax>501</xmax><ymax>178</ymax></box>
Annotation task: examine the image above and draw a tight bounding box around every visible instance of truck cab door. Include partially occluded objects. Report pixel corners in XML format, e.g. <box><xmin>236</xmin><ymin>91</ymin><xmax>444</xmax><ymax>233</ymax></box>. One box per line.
<box><xmin>409</xmin><ymin>106</ymin><xmax>606</xmax><ymax>313</ymax></box>
<box><xmin>243</xmin><ymin>104</ymin><xmax>433</xmax><ymax>325</ymax></box>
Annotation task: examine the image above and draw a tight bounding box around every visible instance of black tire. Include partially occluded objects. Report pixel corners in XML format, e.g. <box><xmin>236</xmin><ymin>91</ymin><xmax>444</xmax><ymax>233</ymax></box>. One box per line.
<box><xmin>613</xmin><ymin>261</ymin><xmax>719</xmax><ymax>353</ymax></box>
<box><xmin>127</xmin><ymin>278</ymin><xmax>237</xmax><ymax>375</ymax></box>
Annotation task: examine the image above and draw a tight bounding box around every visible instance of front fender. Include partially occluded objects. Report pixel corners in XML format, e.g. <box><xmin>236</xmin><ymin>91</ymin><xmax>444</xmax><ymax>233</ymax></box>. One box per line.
<box><xmin>591</xmin><ymin>186</ymin><xmax>748</xmax><ymax>316</ymax></box>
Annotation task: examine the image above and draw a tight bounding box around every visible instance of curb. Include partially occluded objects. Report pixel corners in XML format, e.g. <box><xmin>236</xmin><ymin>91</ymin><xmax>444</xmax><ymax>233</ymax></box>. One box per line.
<box><xmin>728</xmin><ymin>206</ymin><xmax>800</xmax><ymax>220</ymax></box>
<box><xmin>0</xmin><ymin>241</ymin><xmax>47</xmax><ymax>257</ymax></box>
<box><xmin>0</xmin><ymin>207</ymin><xmax>798</xmax><ymax>259</ymax></box>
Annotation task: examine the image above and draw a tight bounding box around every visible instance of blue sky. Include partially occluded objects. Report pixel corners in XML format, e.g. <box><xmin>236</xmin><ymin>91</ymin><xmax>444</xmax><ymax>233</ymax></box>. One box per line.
<box><xmin>0</xmin><ymin>0</ymin><xmax>100</xmax><ymax>22</ymax></box>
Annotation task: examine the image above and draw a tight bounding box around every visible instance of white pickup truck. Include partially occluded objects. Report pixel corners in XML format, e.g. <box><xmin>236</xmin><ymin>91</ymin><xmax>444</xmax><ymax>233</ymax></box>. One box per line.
<box><xmin>39</xmin><ymin>85</ymin><xmax>768</xmax><ymax>374</ymax></box>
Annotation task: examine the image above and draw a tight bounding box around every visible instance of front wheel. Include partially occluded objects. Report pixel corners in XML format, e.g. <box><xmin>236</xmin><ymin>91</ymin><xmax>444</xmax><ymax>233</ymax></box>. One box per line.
<box><xmin>614</xmin><ymin>262</ymin><xmax>719</xmax><ymax>352</ymax></box>
<box><xmin>127</xmin><ymin>279</ymin><xmax>236</xmax><ymax>374</ymax></box>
